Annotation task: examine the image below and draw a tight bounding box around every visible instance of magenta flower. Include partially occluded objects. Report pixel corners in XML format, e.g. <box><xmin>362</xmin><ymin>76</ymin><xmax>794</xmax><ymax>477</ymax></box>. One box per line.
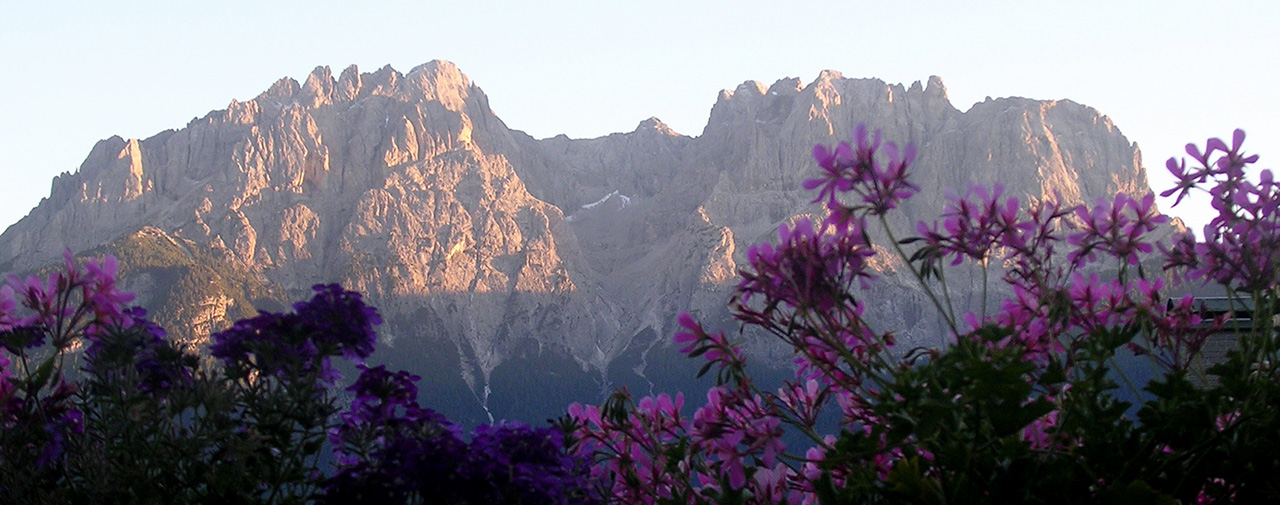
<box><xmin>3</xmin><ymin>249</ymin><xmax>135</xmax><ymax>348</ymax></box>
<box><xmin>1162</xmin><ymin>129</ymin><xmax>1280</xmax><ymax>293</ymax></box>
<box><xmin>805</xmin><ymin>123</ymin><xmax>919</xmax><ymax>220</ymax></box>
<box><xmin>918</xmin><ymin>183</ymin><xmax>1022</xmax><ymax>266</ymax></box>
<box><xmin>1068</xmin><ymin>193</ymin><xmax>1168</xmax><ymax>267</ymax></box>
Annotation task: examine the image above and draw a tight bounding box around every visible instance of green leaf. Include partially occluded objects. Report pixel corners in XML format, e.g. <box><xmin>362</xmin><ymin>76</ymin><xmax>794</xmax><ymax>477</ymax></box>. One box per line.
<box><xmin>696</xmin><ymin>360</ymin><xmax>716</xmax><ymax>379</ymax></box>
<box><xmin>1042</xmin><ymin>358</ymin><xmax>1067</xmax><ymax>385</ymax></box>
<box><xmin>662</xmin><ymin>440</ymin><xmax>688</xmax><ymax>474</ymax></box>
<box><xmin>28</xmin><ymin>354</ymin><xmax>58</xmax><ymax>392</ymax></box>
<box><xmin>991</xmin><ymin>398</ymin><xmax>1053</xmax><ymax>438</ymax></box>
<box><xmin>812</xmin><ymin>472</ymin><xmax>842</xmax><ymax>505</ymax></box>
<box><xmin>885</xmin><ymin>456</ymin><xmax>944</xmax><ymax>505</ymax></box>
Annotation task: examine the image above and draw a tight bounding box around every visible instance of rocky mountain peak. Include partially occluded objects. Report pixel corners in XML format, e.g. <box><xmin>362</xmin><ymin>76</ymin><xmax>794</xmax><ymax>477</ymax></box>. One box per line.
<box><xmin>0</xmin><ymin>61</ymin><xmax>1160</xmax><ymax>424</ymax></box>
<box><xmin>634</xmin><ymin>117</ymin><xmax>679</xmax><ymax>136</ymax></box>
<box><xmin>299</xmin><ymin>65</ymin><xmax>336</xmax><ymax>108</ymax></box>
<box><xmin>254</xmin><ymin>75</ymin><xmax>302</xmax><ymax>104</ymax></box>
<box><xmin>925</xmin><ymin>75</ymin><xmax>947</xmax><ymax>101</ymax></box>
<box><xmin>404</xmin><ymin>60</ymin><xmax>474</xmax><ymax>112</ymax></box>
<box><xmin>336</xmin><ymin>64</ymin><xmax>361</xmax><ymax>101</ymax></box>
<box><xmin>716</xmin><ymin>80</ymin><xmax>767</xmax><ymax>104</ymax></box>
<box><xmin>814</xmin><ymin>69</ymin><xmax>845</xmax><ymax>83</ymax></box>
<box><xmin>359</xmin><ymin>65</ymin><xmax>400</xmax><ymax>98</ymax></box>
<box><xmin>765</xmin><ymin>78</ymin><xmax>804</xmax><ymax>97</ymax></box>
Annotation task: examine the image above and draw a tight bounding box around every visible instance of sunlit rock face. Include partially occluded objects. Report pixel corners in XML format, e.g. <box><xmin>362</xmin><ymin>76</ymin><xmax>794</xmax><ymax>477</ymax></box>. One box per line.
<box><xmin>0</xmin><ymin>62</ymin><xmax>1154</xmax><ymax>424</ymax></box>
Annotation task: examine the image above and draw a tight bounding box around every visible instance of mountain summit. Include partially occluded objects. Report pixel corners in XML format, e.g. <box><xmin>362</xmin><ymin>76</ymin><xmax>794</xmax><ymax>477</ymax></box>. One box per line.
<box><xmin>0</xmin><ymin>61</ymin><xmax>1154</xmax><ymax>423</ymax></box>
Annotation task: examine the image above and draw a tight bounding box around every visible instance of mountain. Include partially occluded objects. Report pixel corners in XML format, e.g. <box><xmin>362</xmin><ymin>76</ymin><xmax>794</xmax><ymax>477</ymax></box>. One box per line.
<box><xmin>0</xmin><ymin>61</ymin><xmax>1156</xmax><ymax>424</ymax></box>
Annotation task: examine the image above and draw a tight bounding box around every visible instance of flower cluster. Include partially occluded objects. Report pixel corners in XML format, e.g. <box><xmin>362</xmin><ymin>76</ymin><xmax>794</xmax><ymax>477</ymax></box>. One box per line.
<box><xmin>570</xmin><ymin>385</ymin><xmax>803</xmax><ymax>504</ymax></box>
<box><xmin>1</xmin><ymin>251</ymin><xmax>134</xmax><ymax>498</ymax></box>
<box><xmin>83</xmin><ymin>307</ymin><xmax>198</xmax><ymax>395</ymax></box>
<box><xmin>1162</xmin><ymin>129</ymin><xmax>1280</xmax><ymax>293</ymax></box>
<box><xmin>465</xmin><ymin>422</ymin><xmax>597</xmax><ymax>505</ymax></box>
<box><xmin>210</xmin><ymin>283</ymin><xmax>381</xmax><ymax>385</ymax></box>
<box><xmin>2</xmin><ymin>250</ymin><xmax>134</xmax><ymax>347</ymax></box>
<box><xmin>2</xmin><ymin>257</ymin><xmax>593</xmax><ymax>504</ymax></box>
<box><xmin>740</xmin><ymin>217</ymin><xmax>877</xmax><ymax>312</ymax></box>
<box><xmin>329</xmin><ymin>364</ymin><xmax>455</xmax><ymax>466</ymax></box>
<box><xmin>806</xmin><ymin>123</ymin><xmax>919</xmax><ymax>222</ymax></box>
<box><xmin>323</xmin><ymin>363</ymin><xmax>470</xmax><ymax>503</ymax></box>
<box><xmin>328</xmin><ymin>365</ymin><xmax>598</xmax><ymax>505</ymax></box>
<box><xmin>1068</xmin><ymin>192</ymin><xmax>1168</xmax><ymax>268</ymax></box>
<box><xmin>569</xmin><ymin>125</ymin><xmax>1280</xmax><ymax>504</ymax></box>
<box><xmin>916</xmin><ymin>183</ymin><xmax>1022</xmax><ymax>266</ymax></box>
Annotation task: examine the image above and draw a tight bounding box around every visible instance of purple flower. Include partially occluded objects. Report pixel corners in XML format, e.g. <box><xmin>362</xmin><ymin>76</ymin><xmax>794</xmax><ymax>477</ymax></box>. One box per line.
<box><xmin>339</xmin><ymin>364</ymin><xmax>432</xmax><ymax>427</ymax></box>
<box><xmin>3</xmin><ymin>250</ymin><xmax>135</xmax><ymax>349</ymax></box>
<box><xmin>293</xmin><ymin>284</ymin><xmax>382</xmax><ymax>361</ymax></box>
<box><xmin>1161</xmin><ymin>130</ymin><xmax>1280</xmax><ymax>292</ymax></box>
<box><xmin>35</xmin><ymin>407</ymin><xmax>82</xmax><ymax>468</ymax></box>
<box><xmin>1068</xmin><ymin>193</ymin><xmax>1168</xmax><ymax>267</ymax></box>
<box><xmin>210</xmin><ymin>311</ymin><xmax>311</xmax><ymax>379</ymax></box>
<box><xmin>328</xmin><ymin>365</ymin><xmax>597</xmax><ymax>504</ymax></box>
<box><xmin>805</xmin><ymin>123</ymin><xmax>919</xmax><ymax>219</ymax></box>
<box><xmin>1160</xmin><ymin>156</ymin><xmax>1198</xmax><ymax>206</ymax></box>
<box><xmin>917</xmin><ymin>183</ymin><xmax>1022</xmax><ymax>266</ymax></box>
<box><xmin>739</xmin><ymin>217</ymin><xmax>877</xmax><ymax>311</ymax></box>
<box><xmin>322</xmin><ymin>426</ymin><xmax>468</xmax><ymax>504</ymax></box>
<box><xmin>211</xmin><ymin>284</ymin><xmax>382</xmax><ymax>384</ymax></box>
<box><xmin>84</xmin><ymin>309</ymin><xmax>196</xmax><ymax>395</ymax></box>
<box><xmin>462</xmin><ymin>422</ymin><xmax>598</xmax><ymax>505</ymax></box>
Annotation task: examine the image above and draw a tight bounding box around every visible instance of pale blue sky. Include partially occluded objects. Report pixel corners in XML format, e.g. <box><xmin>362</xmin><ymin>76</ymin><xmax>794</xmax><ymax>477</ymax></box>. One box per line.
<box><xmin>1</xmin><ymin>1</ymin><xmax>1276</xmax><ymax>235</ymax></box>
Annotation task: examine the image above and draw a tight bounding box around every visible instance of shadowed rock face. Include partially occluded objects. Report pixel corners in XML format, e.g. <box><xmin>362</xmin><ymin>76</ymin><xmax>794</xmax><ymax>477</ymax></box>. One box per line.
<box><xmin>0</xmin><ymin>61</ymin><xmax>1155</xmax><ymax>424</ymax></box>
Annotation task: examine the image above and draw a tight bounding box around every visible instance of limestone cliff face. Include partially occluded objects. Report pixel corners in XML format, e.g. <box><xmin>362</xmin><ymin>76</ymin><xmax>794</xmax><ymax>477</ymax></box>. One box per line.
<box><xmin>1</xmin><ymin>62</ymin><xmax>624</xmax><ymax>404</ymax></box>
<box><xmin>0</xmin><ymin>62</ymin><xmax>1156</xmax><ymax>422</ymax></box>
<box><xmin>680</xmin><ymin>72</ymin><xmax>1148</xmax><ymax>243</ymax></box>
<box><xmin>602</xmin><ymin>72</ymin><xmax>1154</xmax><ymax>349</ymax></box>
<box><xmin>504</xmin><ymin>71</ymin><xmax>1153</xmax><ymax>352</ymax></box>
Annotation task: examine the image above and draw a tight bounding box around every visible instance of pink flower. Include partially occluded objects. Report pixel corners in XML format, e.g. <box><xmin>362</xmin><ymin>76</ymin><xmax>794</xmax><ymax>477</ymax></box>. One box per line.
<box><xmin>1214</xmin><ymin>411</ymin><xmax>1241</xmax><ymax>433</ymax></box>
<box><xmin>1023</xmin><ymin>409</ymin><xmax>1061</xmax><ymax>450</ymax></box>
<box><xmin>805</xmin><ymin>123</ymin><xmax>919</xmax><ymax>219</ymax></box>
<box><xmin>1068</xmin><ymin>193</ymin><xmax>1167</xmax><ymax>268</ymax></box>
